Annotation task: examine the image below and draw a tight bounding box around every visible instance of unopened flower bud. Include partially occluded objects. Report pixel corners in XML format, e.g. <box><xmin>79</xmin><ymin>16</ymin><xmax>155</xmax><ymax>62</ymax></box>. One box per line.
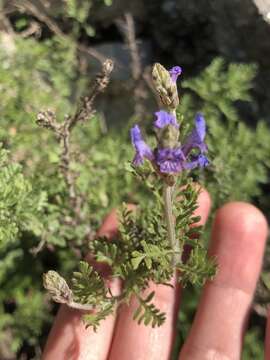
<box><xmin>152</xmin><ymin>63</ymin><xmax>179</xmax><ymax>109</ymax></box>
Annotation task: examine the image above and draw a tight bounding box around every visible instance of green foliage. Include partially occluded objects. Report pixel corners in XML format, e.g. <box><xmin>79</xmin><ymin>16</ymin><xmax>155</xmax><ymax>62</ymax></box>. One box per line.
<box><xmin>131</xmin><ymin>241</ymin><xmax>173</xmax><ymax>270</ymax></box>
<box><xmin>181</xmin><ymin>58</ymin><xmax>270</xmax><ymax>208</ymax></box>
<box><xmin>0</xmin><ymin>147</ymin><xmax>50</xmax><ymax>355</ymax></box>
<box><xmin>182</xmin><ymin>58</ymin><xmax>256</xmax><ymax>121</ymax></box>
<box><xmin>0</xmin><ymin>35</ymin><xmax>75</xmax><ymax>136</ymax></box>
<box><xmin>72</xmin><ymin>261</ymin><xmax>106</xmax><ymax>304</ymax></box>
<box><xmin>83</xmin><ymin>302</ymin><xmax>115</xmax><ymax>332</ymax></box>
<box><xmin>70</xmin><ymin>261</ymin><xmax>116</xmax><ymax>330</ymax></box>
<box><xmin>64</xmin><ymin>0</ymin><xmax>112</xmax><ymax>37</ymax></box>
<box><xmin>242</xmin><ymin>327</ymin><xmax>264</xmax><ymax>360</ymax></box>
<box><xmin>178</xmin><ymin>247</ymin><xmax>216</xmax><ymax>286</ymax></box>
<box><xmin>133</xmin><ymin>292</ymin><xmax>166</xmax><ymax>327</ymax></box>
<box><xmin>84</xmin><ymin>167</ymin><xmax>215</xmax><ymax>327</ymax></box>
<box><xmin>174</xmin><ymin>182</ymin><xmax>202</xmax><ymax>244</ymax></box>
<box><xmin>0</xmin><ymin>144</ymin><xmax>46</xmax><ymax>270</ymax></box>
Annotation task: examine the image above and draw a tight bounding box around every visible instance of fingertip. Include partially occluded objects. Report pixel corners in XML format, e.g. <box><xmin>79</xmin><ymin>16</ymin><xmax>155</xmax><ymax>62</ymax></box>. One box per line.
<box><xmin>210</xmin><ymin>201</ymin><xmax>268</xmax><ymax>293</ymax></box>
<box><xmin>214</xmin><ymin>201</ymin><xmax>268</xmax><ymax>239</ymax></box>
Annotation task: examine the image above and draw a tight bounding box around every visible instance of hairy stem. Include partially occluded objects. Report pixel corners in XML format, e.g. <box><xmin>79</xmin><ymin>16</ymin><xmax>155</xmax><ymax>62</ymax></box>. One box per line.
<box><xmin>163</xmin><ymin>184</ymin><xmax>181</xmax><ymax>266</ymax></box>
<box><xmin>67</xmin><ymin>296</ymin><xmax>118</xmax><ymax>312</ymax></box>
<box><xmin>67</xmin><ymin>301</ymin><xmax>94</xmax><ymax>311</ymax></box>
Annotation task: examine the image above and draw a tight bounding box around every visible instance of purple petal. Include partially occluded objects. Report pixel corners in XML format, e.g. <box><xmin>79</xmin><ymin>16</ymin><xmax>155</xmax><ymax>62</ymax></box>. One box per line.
<box><xmin>194</xmin><ymin>113</ymin><xmax>206</xmax><ymax>141</ymax></box>
<box><xmin>130</xmin><ymin>125</ymin><xmax>154</xmax><ymax>165</ymax></box>
<box><xmin>154</xmin><ymin>110</ymin><xmax>179</xmax><ymax>129</ymax></box>
<box><xmin>169</xmin><ymin>66</ymin><xmax>182</xmax><ymax>83</ymax></box>
<box><xmin>155</xmin><ymin>147</ymin><xmax>185</xmax><ymax>174</ymax></box>
<box><xmin>182</xmin><ymin>113</ymin><xmax>207</xmax><ymax>156</ymax></box>
<box><xmin>184</xmin><ymin>154</ymin><xmax>210</xmax><ymax>170</ymax></box>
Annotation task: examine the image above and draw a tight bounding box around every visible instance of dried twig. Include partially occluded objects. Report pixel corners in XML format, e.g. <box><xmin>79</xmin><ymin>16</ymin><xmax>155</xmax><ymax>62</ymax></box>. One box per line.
<box><xmin>117</xmin><ymin>13</ymin><xmax>141</xmax><ymax>82</ymax></box>
<box><xmin>116</xmin><ymin>13</ymin><xmax>147</xmax><ymax>119</ymax></box>
<box><xmin>69</xmin><ymin>59</ymin><xmax>114</xmax><ymax>130</ymax></box>
<box><xmin>20</xmin><ymin>20</ymin><xmax>41</xmax><ymax>38</ymax></box>
<box><xmin>30</xmin><ymin>236</ymin><xmax>47</xmax><ymax>256</ymax></box>
<box><xmin>36</xmin><ymin>59</ymin><xmax>114</xmax><ymax>252</ymax></box>
<box><xmin>253</xmin><ymin>303</ymin><xmax>268</xmax><ymax>317</ymax></box>
<box><xmin>0</xmin><ymin>9</ymin><xmax>16</xmax><ymax>35</ymax></box>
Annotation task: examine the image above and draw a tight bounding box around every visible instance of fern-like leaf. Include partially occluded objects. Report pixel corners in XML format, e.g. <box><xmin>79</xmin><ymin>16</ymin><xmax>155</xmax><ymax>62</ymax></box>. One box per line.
<box><xmin>133</xmin><ymin>292</ymin><xmax>166</xmax><ymax>328</ymax></box>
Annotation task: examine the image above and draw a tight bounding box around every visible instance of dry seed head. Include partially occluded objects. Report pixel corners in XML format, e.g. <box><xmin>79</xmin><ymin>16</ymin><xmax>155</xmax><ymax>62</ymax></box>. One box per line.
<box><xmin>43</xmin><ymin>270</ymin><xmax>73</xmax><ymax>304</ymax></box>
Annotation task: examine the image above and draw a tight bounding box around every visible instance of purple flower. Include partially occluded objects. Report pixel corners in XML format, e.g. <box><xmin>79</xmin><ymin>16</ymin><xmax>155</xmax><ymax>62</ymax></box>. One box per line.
<box><xmin>169</xmin><ymin>66</ymin><xmax>182</xmax><ymax>83</ymax></box>
<box><xmin>154</xmin><ymin>110</ymin><xmax>179</xmax><ymax>129</ymax></box>
<box><xmin>182</xmin><ymin>113</ymin><xmax>207</xmax><ymax>156</ymax></box>
<box><xmin>130</xmin><ymin>112</ymin><xmax>209</xmax><ymax>174</ymax></box>
<box><xmin>155</xmin><ymin>147</ymin><xmax>185</xmax><ymax>173</ymax></box>
<box><xmin>130</xmin><ymin>125</ymin><xmax>154</xmax><ymax>166</ymax></box>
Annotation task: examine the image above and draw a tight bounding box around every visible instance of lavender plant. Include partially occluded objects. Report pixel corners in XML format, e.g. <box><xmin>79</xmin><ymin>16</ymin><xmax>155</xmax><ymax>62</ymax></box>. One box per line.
<box><xmin>43</xmin><ymin>63</ymin><xmax>216</xmax><ymax>330</ymax></box>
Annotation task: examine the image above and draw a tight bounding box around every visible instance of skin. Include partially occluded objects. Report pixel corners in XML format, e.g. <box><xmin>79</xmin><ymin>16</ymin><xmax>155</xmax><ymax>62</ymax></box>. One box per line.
<box><xmin>42</xmin><ymin>190</ymin><xmax>269</xmax><ymax>360</ymax></box>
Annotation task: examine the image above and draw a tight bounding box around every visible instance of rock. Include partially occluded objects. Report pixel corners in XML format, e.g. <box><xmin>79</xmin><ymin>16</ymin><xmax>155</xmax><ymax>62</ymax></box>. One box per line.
<box><xmin>211</xmin><ymin>0</ymin><xmax>270</xmax><ymax>120</ymax></box>
<box><xmin>253</xmin><ymin>0</ymin><xmax>270</xmax><ymax>22</ymax></box>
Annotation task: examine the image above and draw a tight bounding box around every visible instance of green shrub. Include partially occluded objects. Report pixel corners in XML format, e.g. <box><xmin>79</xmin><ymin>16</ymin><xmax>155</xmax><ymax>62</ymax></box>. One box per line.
<box><xmin>0</xmin><ymin>29</ymin><xmax>269</xmax><ymax>357</ymax></box>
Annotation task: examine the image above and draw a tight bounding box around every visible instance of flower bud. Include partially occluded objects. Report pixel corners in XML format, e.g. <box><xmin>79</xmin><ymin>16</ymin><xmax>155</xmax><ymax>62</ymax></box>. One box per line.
<box><xmin>152</xmin><ymin>63</ymin><xmax>179</xmax><ymax>109</ymax></box>
<box><xmin>43</xmin><ymin>270</ymin><xmax>73</xmax><ymax>304</ymax></box>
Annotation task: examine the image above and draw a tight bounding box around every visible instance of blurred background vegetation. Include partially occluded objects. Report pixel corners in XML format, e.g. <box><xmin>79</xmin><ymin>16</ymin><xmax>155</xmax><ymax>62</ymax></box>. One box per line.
<box><xmin>0</xmin><ymin>0</ymin><xmax>270</xmax><ymax>358</ymax></box>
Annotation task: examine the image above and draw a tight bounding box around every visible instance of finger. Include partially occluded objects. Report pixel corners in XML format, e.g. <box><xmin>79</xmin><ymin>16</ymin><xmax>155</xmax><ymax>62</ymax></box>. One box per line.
<box><xmin>108</xmin><ymin>189</ymin><xmax>211</xmax><ymax>360</ymax></box>
<box><xmin>265</xmin><ymin>309</ymin><xmax>270</xmax><ymax>359</ymax></box>
<box><xmin>42</xmin><ymin>209</ymin><xmax>125</xmax><ymax>360</ymax></box>
<box><xmin>193</xmin><ymin>187</ymin><xmax>212</xmax><ymax>226</ymax></box>
<box><xmin>180</xmin><ymin>202</ymin><xmax>268</xmax><ymax>360</ymax></box>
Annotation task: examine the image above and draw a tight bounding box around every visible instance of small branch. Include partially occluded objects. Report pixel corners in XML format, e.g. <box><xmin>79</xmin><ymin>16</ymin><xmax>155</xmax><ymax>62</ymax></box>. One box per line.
<box><xmin>67</xmin><ymin>301</ymin><xmax>94</xmax><ymax>311</ymax></box>
<box><xmin>253</xmin><ymin>303</ymin><xmax>268</xmax><ymax>317</ymax></box>
<box><xmin>163</xmin><ymin>184</ymin><xmax>181</xmax><ymax>266</ymax></box>
<box><xmin>0</xmin><ymin>10</ymin><xmax>16</xmax><ymax>35</ymax></box>
<box><xmin>30</xmin><ymin>237</ymin><xmax>46</xmax><ymax>256</ymax></box>
<box><xmin>36</xmin><ymin>59</ymin><xmax>114</xmax><ymax>248</ymax></box>
<box><xmin>68</xmin><ymin>59</ymin><xmax>114</xmax><ymax>130</ymax></box>
<box><xmin>36</xmin><ymin>110</ymin><xmax>60</xmax><ymax>134</ymax></box>
<box><xmin>63</xmin><ymin>296</ymin><xmax>118</xmax><ymax>312</ymax></box>
<box><xmin>20</xmin><ymin>20</ymin><xmax>41</xmax><ymax>38</ymax></box>
<box><xmin>119</xmin><ymin>13</ymin><xmax>141</xmax><ymax>82</ymax></box>
<box><xmin>116</xmin><ymin>12</ymin><xmax>147</xmax><ymax>119</ymax></box>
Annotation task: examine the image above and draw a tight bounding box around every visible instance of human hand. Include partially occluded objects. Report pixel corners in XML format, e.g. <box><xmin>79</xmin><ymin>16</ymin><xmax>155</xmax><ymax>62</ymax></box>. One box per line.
<box><xmin>42</xmin><ymin>190</ymin><xmax>269</xmax><ymax>360</ymax></box>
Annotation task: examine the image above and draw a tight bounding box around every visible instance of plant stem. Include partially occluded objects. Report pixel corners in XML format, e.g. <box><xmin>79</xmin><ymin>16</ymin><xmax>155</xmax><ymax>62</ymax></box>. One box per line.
<box><xmin>163</xmin><ymin>184</ymin><xmax>181</xmax><ymax>266</ymax></box>
<box><xmin>68</xmin><ymin>298</ymin><xmax>118</xmax><ymax>312</ymax></box>
<box><xmin>68</xmin><ymin>301</ymin><xmax>94</xmax><ymax>311</ymax></box>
